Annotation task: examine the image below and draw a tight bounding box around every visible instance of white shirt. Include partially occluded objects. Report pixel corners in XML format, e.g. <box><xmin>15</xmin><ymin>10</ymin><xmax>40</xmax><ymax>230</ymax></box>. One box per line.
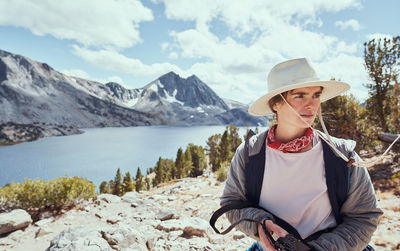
<box><xmin>259</xmin><ymin>136</ymin><xmax>337</xmax><ymax>239</ymax></box>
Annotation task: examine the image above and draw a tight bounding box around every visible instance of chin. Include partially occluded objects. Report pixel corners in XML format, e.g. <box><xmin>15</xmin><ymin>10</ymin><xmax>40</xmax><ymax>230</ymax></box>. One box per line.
<box><xmin>296</xmin><ymin>119</ymin><xmax>314</xmax><ymax>128</ymax></box>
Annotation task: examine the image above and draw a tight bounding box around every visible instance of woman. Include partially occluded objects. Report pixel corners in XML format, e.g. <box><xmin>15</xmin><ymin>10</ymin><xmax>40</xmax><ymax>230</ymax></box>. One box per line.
<box><xmin>220</xmin><ymin>58</ymin><xmax>383</xmax><ymax>250</ymax></box>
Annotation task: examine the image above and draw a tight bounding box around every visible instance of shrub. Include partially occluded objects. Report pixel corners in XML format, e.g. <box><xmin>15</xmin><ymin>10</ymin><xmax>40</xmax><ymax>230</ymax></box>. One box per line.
<box><xmin>0</xmin><ymin>177</ymin><xmax>96</xmax><ymax>212</ymax></box>
<box><xmin>216</xmin><ymin>161</ymin><xmax>230</xmax><ymax>182</ymax></box>
<box><xmin>317</xmin><ymin>94</ymin><xmax>379</xmax><ymax>152</ymax></box>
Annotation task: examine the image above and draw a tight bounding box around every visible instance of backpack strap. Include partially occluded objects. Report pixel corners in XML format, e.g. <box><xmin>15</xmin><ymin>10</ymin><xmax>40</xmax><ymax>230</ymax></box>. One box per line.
<box><xmin>209</xmin><ymin>200</ymin><xmax>257</xmax><ymax>234</ymax></box>
<box><xmin>321</xmin><ymin>140</ymin><xmax>349</xmax><ymax>224</ymax></box>
<box><xmin>209</xmin><ymin>199</ymin><xmax>306</xmax><ymax>242</ymax></box>
<box><xmin>244</xmin><ymin>129</ymin><xmax>256</xmax><ymax>164</ymax></box>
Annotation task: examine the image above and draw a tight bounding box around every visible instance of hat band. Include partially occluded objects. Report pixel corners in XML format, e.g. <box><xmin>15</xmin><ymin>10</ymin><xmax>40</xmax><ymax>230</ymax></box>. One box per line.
<box><xmin>268</xmin><ymin>76</ymin><xmax>320</xmax><ymax>92</ymax></box>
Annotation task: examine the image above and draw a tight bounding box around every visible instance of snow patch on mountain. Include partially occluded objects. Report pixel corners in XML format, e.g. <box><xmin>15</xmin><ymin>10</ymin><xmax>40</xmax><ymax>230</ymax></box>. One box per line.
<box><xmin>125</xmin><ymin>96</ymin><xmax>140</xmax><ymax>107</ymax></box>
<box><xmin>197</xmin><ymin>107</ymin><xmax>205</xmax><ymax>113</ymax></box>
<box><xmin>149</xmin><ymin>81</ymin><xmax>159</xmax><ymax>92</ymax></box>
<box><xmin>158</xmin><ymin>81</ymin><xmax>164</xmax><ymax>89</ymax></box>
<box><xmin>224</xmin><ymin>98</ymin><xmax>249</xmax><ymax>110</ymax></box>
<box><xmin>163</xmin><ymin>89</ymin><xmax>183</xmax><ymax>105</ymax></box>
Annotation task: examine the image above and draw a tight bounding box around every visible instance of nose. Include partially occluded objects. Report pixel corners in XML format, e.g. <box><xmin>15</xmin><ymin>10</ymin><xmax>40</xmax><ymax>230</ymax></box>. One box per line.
<box><xmin>305</xmin><ymin>98</ymin><xmax>319</xmax><ymax>110</ymax></box>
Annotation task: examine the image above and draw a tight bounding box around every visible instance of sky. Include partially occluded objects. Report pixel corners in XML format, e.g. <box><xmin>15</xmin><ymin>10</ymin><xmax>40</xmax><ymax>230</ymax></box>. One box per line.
<box><xmin>0</xmin><ymin>0</ymin><xmax>398</xmax><ymax>104</ymax></box>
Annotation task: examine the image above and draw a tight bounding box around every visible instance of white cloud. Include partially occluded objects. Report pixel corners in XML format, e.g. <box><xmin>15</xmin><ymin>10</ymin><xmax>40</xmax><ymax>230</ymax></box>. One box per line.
<box><xmin>155</xmin><ymin>0</ymin><xmax>367</xmax><ymax>103</ymax></box>
<box><xmin>335</xmin><ymin>19</ymin><xmax>361</xmax><ymax>31</ymax></box>
<box><xmin>365</xmin><ymin>33</ymin><xmax>393</xmax><ymax>42</ymax></box>
<box><xmin>161</xmin><ymin>42</ymin><xmax>170</xmax><ymax>51</ymax></box>
<box><xmin>58</xmin><ymin>0</ymin><xmax>368</xmax><ymax>104</ymax></box>
<box><xmin>313</xmin><ymin>54</ymin><xmax>369</xmax><ymax>101</ymax></box>
<box><xmin>158</xmin><ymin>0</ymin><xmax>361</xmax><ymax>35</ymax></box>
<box><xmin>0</xmin><ymin>0</ymin><xmax>153</xmax><ymax>50</ymax></box>
<box><xmin>168</xmin><ymin>52</ymin><xmax>178</xmax><ymax>59</ymax></box>
<box><xmin>61</xmin><ymin>69</ymin><xmax>89</xmax><ymax>79</ymax></box>
<box><xmin>72</xmin><ymin>45</ymin><xmax>189</xmax><ymax>79</ymax></box>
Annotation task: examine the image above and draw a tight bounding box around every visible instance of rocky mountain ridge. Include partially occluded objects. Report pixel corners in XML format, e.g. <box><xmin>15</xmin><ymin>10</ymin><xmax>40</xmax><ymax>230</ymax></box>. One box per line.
<box><xmin>0</xmin><ymin>122</ymin><xmax>83</xmax><ymax>145</ymax></box>
<box><xmin>0</xmin><ymin>49</ymin><xmax>267</xmax><ymax>128</ymax></box>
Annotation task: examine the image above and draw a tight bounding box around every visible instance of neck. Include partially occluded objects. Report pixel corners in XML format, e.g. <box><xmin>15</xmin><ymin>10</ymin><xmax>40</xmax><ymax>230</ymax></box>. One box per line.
<box><xmin>275</xmin><ymin>123</ymin><xmax>308</xmax><ymax>143</ymax></box>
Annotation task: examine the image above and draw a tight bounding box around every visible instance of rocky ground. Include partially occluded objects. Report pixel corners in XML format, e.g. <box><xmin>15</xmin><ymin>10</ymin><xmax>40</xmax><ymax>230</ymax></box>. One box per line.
<box><xmin>0</xmin><ymin>154</ymin><xmax>399</xmax><ymax>250</ymax></box>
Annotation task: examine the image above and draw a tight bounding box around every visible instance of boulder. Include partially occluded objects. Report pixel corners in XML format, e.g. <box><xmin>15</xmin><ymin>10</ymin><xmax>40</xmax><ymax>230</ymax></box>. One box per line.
<box><xmin>35</xmin><ymin>227</ymin><xmax>52</xmax><ymax>238</ymax></box>
<box><xmin>0</xmin><ymin>209</ymin><xmax>32</xmax><ymax>235</ymax></box>
<box><xmin>121</xmin><ymin>191</ymin><xmax>139</xmax><ymax>204</ymax></box>
<box><xmin>156</xmin><ymin>208</ymin><xmax>179</xmax><ymax>221</ymax></box>
<box><xmin>100</xmin><ymin>225</ymin><xmax>147</xmax><ymax>250</ymax></box>
<box><xmin>47</xmin><ymin>226</ymin><xmax>111</xmax><ymax>251</ymax></box>
<box><xmin>96</xmin><ymin>194</ymin><xmax>121</xmax><ymax>204</ymax></box>
<box><xmin>155</xmin><ymin>217</ymin><xmax>210</xmax><ymax>238</ymax></box>
<box><xmin>34</xmin><ymin>217</ymin><xmax>54</xmax><ymax>228</ymax></box>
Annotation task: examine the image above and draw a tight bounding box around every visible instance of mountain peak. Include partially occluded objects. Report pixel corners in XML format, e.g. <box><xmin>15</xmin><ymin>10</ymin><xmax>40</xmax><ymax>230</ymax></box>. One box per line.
<box><xmin>105</xmin><ymin>82</ymin><xmax>124</xmax><ymax>89</ymax></box>
<box><xmin>160</xmin><ymin>71</ymin><xmax>179</xmax><ymax>78</ymax></box>
<box><xmin>188</xmin><ymin>74</ymin><xmax>199</xmax><ymax>79</ymax></box>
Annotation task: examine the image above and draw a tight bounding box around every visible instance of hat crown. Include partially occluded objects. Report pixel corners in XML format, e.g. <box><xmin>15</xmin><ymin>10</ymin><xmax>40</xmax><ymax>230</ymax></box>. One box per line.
<box><xmin>267</xmin><ymin>58</ymin><xmax>320</xmax><ymax>92</ymax></box>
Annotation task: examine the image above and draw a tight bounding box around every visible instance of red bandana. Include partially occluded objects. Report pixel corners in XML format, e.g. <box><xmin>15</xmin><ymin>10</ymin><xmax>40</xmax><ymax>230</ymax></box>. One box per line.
<box><xmin>267</xmin><ymin>125</ymin><xmax>314</xmax><ymax>153</ymax></box>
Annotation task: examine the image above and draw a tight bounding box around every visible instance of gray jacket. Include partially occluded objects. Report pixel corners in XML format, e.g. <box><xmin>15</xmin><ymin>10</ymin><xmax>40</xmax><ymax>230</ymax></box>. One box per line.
<box><xmin>220</xmin><ymin>130</ymin><xmax>383</xmax><ymax>251</ymax></box>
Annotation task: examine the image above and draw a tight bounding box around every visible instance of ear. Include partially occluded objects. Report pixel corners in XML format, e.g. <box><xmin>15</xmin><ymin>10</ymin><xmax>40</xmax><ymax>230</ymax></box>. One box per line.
<box><xmin>272</xmin><ymin>102</ymin><xmax>280</xmax><ymax>113</ymax></box>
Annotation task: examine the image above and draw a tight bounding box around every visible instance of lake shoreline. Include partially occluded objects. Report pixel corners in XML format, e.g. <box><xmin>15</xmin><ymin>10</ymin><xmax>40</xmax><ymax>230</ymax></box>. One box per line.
<box><xmin>0</xmin><ymin>122</ymin><xmax>84</xmax><ymax>145</ymax></box>
<box><xmin>0</xmin><ymin>126</ymin><xmax>263</xmax><ymax>187</ymax></box>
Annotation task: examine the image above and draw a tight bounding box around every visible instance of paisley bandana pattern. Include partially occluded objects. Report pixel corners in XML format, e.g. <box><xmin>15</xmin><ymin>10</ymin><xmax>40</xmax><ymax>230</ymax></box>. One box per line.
<box><xmin>267</xmin><ymin>125</ymin><xmax>314</xmax><ymax>153</ymax></box>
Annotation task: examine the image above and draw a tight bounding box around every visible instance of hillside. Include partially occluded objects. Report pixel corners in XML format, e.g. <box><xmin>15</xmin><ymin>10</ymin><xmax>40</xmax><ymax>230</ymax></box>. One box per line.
<box><xmin>1</xmin><ymin>153</ymin><xmax>399</xmax><ymax>250</ymax></box>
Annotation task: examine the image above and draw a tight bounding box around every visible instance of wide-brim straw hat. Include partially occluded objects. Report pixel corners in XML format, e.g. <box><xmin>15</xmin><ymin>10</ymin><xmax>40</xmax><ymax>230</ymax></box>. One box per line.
<box><xmin>248</xmin><ymin>58</ymin><xmax>350</xmax><ymax>116</ymax></box>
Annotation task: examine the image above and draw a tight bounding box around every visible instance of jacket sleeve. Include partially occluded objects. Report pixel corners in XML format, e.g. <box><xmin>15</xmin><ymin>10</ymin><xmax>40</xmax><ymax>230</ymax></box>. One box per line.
<box><xmin>308</xmin><ymin>153</ymin><xmax>383</xmax><ymax>251</ymax></box>
<box><xmin>220</xmin><ymin>143</ymin><xmax>274</xmax><ymax>240</ymax></box>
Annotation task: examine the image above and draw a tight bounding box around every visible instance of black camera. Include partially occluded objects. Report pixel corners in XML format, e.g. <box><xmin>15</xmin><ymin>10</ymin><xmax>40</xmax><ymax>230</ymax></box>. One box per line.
<box><xmin>261</xmin><ymin>221</ymin><xmax>311</xmax><ymax>251</ymax></box>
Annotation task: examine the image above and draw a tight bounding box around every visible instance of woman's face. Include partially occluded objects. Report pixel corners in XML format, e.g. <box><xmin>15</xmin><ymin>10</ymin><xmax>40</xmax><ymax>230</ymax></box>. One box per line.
<box><xmin>273</xmin><ymin>86</ymin><xmax>322</xmax><ymax>129</ymax></box>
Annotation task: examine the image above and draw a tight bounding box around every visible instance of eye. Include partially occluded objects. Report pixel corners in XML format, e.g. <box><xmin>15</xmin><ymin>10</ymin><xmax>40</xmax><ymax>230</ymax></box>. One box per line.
<box><xmin>313</xmin><ymin>93</ymin><xmax>321</xmax><ymax>98</ymax></box>
<box><xmin>295</xmin><ymin>94</ymin><xmax>304</xmax><ymax>99</ymax></box>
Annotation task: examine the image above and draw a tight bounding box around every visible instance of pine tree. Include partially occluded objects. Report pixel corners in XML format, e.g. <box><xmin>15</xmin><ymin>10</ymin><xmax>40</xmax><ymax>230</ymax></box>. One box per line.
<box><xmin>228</xmin><ymin>125</ymin><xmax>242</xmax><ymax>152</ymax></box>
<box><xmin>206</xmin><ymin>134</ymin><xmax>221</xmax><ymax>172</ymax></box>
<box><xmin>393</xmin><ymin>78</ymin><xmax>400</xmax><ymax>132</ymax></box>
<box><xmin>318</xmin><ymin>94</ymin><xmax>377</xmax><ymax>151</ymax></box>
<box><xmin>99</xmin><ymin>181</ymin><xmax>109</xmax><ymax>194</ymax></box>
<box><xmin>113</xmin><ymin>168</ymin><xmax>123</xmax><ymax>196</ymax></box>
<box><xmin>145</xmin><ymin>177</ymin><xmax>151</xmax><ymax>190</ymax></box>
<box><xmin>182</xmin><ymin>147</ymin><xmax>193</xmax><ymax>178</ymax></box>
<box><xmin>170</xmin><ymin>165</ymin><xmax>176</xmax><ymax>180</ymax></box>
<box><xmin>153</xmin><ymin>157</ymin><xmax>163</xmax><ymax>186</ymax></box>
<box><xmin>123</xmin><ymin>172</ymin><xmax>134</xmax><ymax>193</ymax></box>
<box><xmin>175</xmin><ymin>148</ymin><xmax>184</xmax><ymax>179</ymax></box>
<box><xmin>219</xmin><ymin>130</ymin><xmax>232</xmax><ymax>162</ymax></box>
<box><xmin>107</xmin><ymin>179</ymin><xmax>115</xmax><ymax>194</ymax></box>
<box><xmin>135</xmin><ymin>168</ymin><xmax>144</xmax><ymax>192</ymax></box>
<box><xmin>162</xmin><ymin>159</ymin><xmax>175</xmax><ymax>182</ymax></box>
<box><xmin>188</xmin><ymin>144</ymin><xmax>206</xmax><ymax>177</ymax></box>
<box><xmin>364</xmin><ymin>36</ymin><xmax>400</xmax><ymax>133</ymax></box>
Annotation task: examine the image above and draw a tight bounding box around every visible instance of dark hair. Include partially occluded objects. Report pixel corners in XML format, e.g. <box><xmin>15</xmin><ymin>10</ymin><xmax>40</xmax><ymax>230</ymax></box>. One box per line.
<box><xmin>268</xmin><ymin>91</ymin><xmax>288</xmax><ymax>114</ymax></box>
<box><xmin>268</xmin><ymin>87</ymin><xmax>324</xmax><ymax>114</ymax></box>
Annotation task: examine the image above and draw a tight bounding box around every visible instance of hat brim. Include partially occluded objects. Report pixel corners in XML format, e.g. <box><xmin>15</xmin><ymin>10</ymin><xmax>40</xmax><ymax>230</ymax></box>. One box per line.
<box><xmin>248</xmin><ymin>80</ymin><xmax>350</xmax><ymax>116</ymax></box>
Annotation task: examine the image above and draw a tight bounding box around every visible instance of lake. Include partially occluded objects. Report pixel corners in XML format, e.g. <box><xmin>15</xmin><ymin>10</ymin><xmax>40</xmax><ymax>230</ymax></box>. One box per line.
<box><xmin>0</xmin><ymin>126</ymin><xmax>265</xmax><ymax>187</ymax></box>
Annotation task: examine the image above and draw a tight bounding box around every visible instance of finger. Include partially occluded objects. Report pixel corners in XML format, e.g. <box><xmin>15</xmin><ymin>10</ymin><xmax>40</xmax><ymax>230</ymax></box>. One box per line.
<box><xmin>258</xmin><ymin>224</ymin><xmax>277</xmax><ymax>251</ymax></box>
<box><xmin>264</xmin><ymin>221</ymin><xmax>288</xmax><ymax>238</ymax></box>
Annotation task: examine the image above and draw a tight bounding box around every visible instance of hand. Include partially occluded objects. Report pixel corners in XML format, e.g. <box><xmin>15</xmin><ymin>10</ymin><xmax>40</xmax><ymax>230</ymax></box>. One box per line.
<box><xmin>257</xmin><ymin>219</ymin><xmax>288</xmax><ymax>251</ymax></box>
